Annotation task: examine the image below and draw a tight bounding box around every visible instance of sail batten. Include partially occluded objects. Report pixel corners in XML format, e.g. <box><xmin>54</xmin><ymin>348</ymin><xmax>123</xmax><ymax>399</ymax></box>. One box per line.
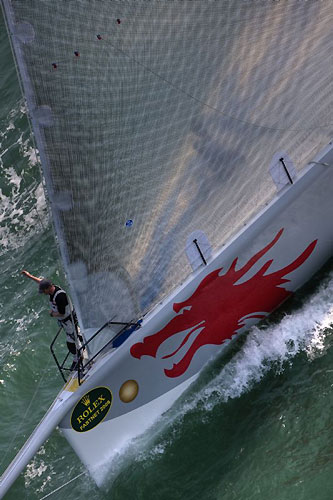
<box><xmin>2</xmin><ymin>1</ymin><xmax>332</xmax><ymax>350</ymax></box>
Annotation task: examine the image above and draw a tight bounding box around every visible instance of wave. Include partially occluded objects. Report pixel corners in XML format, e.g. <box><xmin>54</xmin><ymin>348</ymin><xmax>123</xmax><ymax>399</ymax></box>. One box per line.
<box><xmin>0</xmin><ymin>100</ymin><xmax>48</xmax><ymax>255</ymax></box>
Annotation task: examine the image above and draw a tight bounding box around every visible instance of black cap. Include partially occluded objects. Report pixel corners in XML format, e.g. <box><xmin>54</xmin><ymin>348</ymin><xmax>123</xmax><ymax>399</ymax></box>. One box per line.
<box><xmin>39</xmin><ymin>279</ymin><xmax>52</xmax><ymax>293</ymax></box>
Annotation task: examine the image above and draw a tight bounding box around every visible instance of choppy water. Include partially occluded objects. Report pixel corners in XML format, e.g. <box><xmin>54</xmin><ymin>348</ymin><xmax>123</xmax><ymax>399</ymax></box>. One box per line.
<box><xmin>1</xmin><ymin>10</ymin><xmax>333</xmax><ymax>500</ymax></box>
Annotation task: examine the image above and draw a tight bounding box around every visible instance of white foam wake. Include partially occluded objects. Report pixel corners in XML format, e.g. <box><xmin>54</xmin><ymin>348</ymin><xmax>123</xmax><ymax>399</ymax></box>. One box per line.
<box><xmin>183</xmin><ymin>270</ymin><xmax>333</xmax><ymax>413</ymax></box>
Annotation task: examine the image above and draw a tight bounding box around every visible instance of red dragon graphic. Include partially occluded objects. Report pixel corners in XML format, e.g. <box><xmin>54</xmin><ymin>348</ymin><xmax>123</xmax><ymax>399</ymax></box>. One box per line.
<box><xmin>131</xmin><ymin>229</ymin><xmax>317</xmax><ymax>378</ymax></box>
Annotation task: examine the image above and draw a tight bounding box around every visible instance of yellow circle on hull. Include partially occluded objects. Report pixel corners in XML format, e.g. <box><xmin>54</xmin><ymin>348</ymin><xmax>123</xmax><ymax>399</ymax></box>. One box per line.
<box><xmin>119</xmin><ymin>380</ymin><xmax>139</xmax><ymax>403</ymax></box>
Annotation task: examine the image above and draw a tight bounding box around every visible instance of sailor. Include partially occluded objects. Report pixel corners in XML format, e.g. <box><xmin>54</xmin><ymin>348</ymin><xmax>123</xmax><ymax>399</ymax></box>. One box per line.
<box><xmin>22</xmin><ymin>270</ymin><xmax>82</xmax><ymax>370</ymax></box>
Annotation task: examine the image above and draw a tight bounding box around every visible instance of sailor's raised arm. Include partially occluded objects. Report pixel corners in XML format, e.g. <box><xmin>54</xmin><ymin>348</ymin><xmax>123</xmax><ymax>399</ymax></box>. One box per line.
<box><xmin>21</xmin><ymin>270</ymin><xmax>42</xmax><ymax>284</ymax></box>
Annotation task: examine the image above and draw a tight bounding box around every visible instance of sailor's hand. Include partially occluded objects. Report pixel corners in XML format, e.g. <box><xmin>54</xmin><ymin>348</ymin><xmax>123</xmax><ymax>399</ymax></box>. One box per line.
<box><xmin>49</xmin><ymin>311</ymin><xmax>54</xmax><ymax>317</ymax></box>
<box><xmin>21</xmin><ymin>270</ymin><xmax>31</xmax><ymax>278</ymax></box>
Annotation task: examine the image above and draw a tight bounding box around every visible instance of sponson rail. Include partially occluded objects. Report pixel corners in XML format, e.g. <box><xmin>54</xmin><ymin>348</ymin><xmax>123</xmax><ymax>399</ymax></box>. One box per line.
<box><xmin>50</xmin><ymin>319</ymin><xmax>141</xmax><ymax>385</ymax></box>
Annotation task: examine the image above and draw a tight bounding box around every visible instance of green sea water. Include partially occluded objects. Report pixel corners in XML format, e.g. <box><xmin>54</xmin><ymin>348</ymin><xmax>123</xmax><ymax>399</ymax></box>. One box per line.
<box><xmin>1</xmin><ymin>10</ymin><xmax>333</xmax><ymax>500</ymax></box>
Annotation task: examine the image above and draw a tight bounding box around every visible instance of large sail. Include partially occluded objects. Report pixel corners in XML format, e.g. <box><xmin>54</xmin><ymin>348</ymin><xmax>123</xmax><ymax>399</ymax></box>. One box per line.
<box><xmin>2</xmin><ymin>0</ymin><xmax>332</xmax><ymax>349</ymax></box>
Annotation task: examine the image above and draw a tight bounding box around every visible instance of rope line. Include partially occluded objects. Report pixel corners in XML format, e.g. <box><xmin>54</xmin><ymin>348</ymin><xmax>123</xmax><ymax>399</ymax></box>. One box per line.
<box><xmin>44</xmin><ymin>31</ymin><xmax>332</xmax><ymax>135</ymax></box>
<box><xmin>103</xmin><ymin>38</ymin><xmax>331</xmax><ymax>134</ymax></box>
<box><xmin>39</xmin><ymin>471</ymin><xmax>86</xmax><ymax>500</ymax></box>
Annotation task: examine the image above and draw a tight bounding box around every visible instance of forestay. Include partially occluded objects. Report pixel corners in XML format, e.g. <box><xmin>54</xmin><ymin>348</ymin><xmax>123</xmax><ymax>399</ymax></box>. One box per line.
<box><xmin>2</xmin><ymin>0</ymin><xmax>332</xmax><ymax>352</ymax></box>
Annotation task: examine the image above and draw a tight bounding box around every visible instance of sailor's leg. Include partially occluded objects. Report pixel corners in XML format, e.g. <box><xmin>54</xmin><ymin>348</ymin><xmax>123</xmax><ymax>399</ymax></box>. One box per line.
<box><xmin>61</xmin><ymin>321</ymin><xmax>76</xmax><ymax>344</ymax></box>
<box><xmin>61</xmin><ymin>319</ymin><xmax>86</xmax><ymax>367</ymax></box>
<box><xmin>65</xmin><ymin>341</ymin><xmax>77</xmax><ymax>371</ymax></box>
<box><xmin>60</xmin><ymin>320</ymin><xmax>77</xmax><ymax>365</ymax></box>
<box><xmin>67</xmin><ymin>341</ymin><xmax>77</xmax><ymax>358</ymax></box>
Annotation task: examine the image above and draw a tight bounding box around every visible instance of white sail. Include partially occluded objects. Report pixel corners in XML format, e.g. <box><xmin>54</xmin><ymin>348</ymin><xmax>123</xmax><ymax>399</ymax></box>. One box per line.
<box><xmin>2</xmin><ymin>0</ymin><xmax>332</xmax><ymax>351</ymax></box>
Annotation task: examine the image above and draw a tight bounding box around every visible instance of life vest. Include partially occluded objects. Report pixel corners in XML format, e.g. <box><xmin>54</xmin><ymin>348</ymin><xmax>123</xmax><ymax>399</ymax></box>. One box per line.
<box><xmin>50</xmin><ymin>287</ymin><xmax>71</xmax><ymax>321</ymax></box>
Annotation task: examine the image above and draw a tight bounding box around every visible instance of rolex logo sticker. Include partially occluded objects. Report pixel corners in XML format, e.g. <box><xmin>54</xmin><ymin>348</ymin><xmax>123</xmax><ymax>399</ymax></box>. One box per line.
<box><xmin>71</xmin><ymin>387</ymin><xmax>112</xmax><ymax>432</ymax></box>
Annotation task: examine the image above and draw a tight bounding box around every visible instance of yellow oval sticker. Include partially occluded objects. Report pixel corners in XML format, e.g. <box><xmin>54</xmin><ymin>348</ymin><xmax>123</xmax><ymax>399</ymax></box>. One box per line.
<box><xmin>71</xmin><ymin>386</ymin><xmax>112</xmax><ymax>432</ymax></box>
